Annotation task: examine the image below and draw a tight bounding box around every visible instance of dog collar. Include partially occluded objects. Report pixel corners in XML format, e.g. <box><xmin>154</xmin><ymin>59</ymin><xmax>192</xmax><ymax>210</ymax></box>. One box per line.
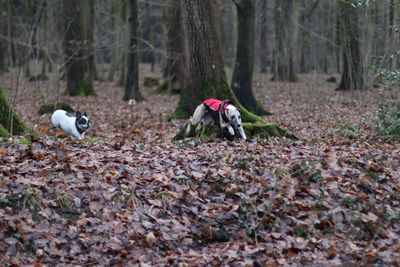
<box><xmin>75</xmin><ymin>120</ymin><xmax>85</xmax><ymax>135</ymax></box>
<box><xmin>219</xmin><ymin>100</ymin><xmax>235</xmax><ymax>123</ymax></box>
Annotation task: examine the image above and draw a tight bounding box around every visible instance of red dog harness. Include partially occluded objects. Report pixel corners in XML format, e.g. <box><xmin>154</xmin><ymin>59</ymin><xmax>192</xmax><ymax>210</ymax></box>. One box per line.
<box><xmin>202</xmin><ymin>98</ymin><xmax>236</xmax><ymax>125</ymax></box>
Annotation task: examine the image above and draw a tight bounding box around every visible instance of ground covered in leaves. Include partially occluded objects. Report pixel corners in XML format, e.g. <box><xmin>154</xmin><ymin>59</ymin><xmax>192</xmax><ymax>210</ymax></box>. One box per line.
<box><xmin>0</xmin><ymin>68</ymin><xmax>399</xmax><ymax>266</ymax></box>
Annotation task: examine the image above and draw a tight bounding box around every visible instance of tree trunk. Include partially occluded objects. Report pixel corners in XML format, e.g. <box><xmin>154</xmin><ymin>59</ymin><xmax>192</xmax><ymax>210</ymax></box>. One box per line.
<box><xmin>221</xmin><ymin>1</ymin><xmax>236</xmax><ymax>68</ymax></box>
<box><xmin>83</xmin><ymin>0</ymin><xmax>97</xmax><ymax>81</ymax></box>
<box><xmin>0</xmin><ymin>0</ymin><xmax>6</xmax><ymax>72</ymax></box>
<box><xmin>62</xmin><ymin>0</ymin><xmax>95</xmax><ymax>96</ymax></box>
<box><xmin>7</xmin><ymin>0</ymin><xmax>15</xmax><ymax>68</ymax></box>
<box><xmin>231</xmin><ymin>0</ymin><xmax>270</xmax><ymax>116</ymax></box>
<box><xmin>259</xmin><ymin>0</ymin><xmax>269</xmax><ymax>73</ymax></box>
<box><xmin>175</xmin><ymin>0</ymin><xmax>259</xmax><ymax>122</ymax></box>
<box><xmin>273</xmin><ymin>0</ymin><xmax>300</xmax><ymax>82</ymax></box>
<box><xmin>173</xmin><ymin>0</ymin><xmax>291</xmax><ymax>140</ymax></box>
<box><xmin>336</xmin><ymin>1</ymin><xmax>365</xmax><ymax>90</ymax></box>
<box><xmin>123</xmin><ymin>0</ymin><xmax>143</xmax><ymax>101</ymax></box>
<box><xmin>0</xmin><ymin>87</ymin><xmax>27</xmax><ymax>136</ymax></box>
<box><xmin>162</xmin><ymin>0</ymin><xmax>183</xmax><ymax>93</ymax></box>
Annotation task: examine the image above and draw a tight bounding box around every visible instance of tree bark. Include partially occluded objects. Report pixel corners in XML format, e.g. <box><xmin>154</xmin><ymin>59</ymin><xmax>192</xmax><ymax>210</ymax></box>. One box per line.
<box><xmin>162</xmin><ymin>0</ymin><xmax>183</xmax><ymax>93</ymax></box>
<box><xmin>273</xmin><ymin>0</ymin><xmax>300</xmax><ymax>82</ymax></box>
<box><xmin>221</xmin><ymin>1</ymin><xmax>236</xmax><ymax>68</ymax></box>
<box><xmin>175</xmin><ymin>0</ymin><xmax>260</xmax><ymax>122</ymax></box>
<box><xmin>124</xmin><ymin>0</ymin><xmax>143</xmax><ymax>101</ymax></box>
<box><xmin>231</xmin><ymin>0</ymin><xmax>270</xmax><ymax>116</ymax></box>
<box><xmin>62</xmin><ymin>0</ymin><xmax>95</xmax><ymax>96</ymax></box>
<box><xmin>0</xmin><ymin>0</ymin><xmax>6</xmax><ymax>72</ymax></box>
<box><xmin>337</xmin><ymin>1</ymin><xmax>365</xmax><ymax>90</ymax></box>
<box><xmin>0</xmin><ymin>87</ymin><xmax>27</xmax><ymax>136</ymax></box>
<box><xmin>259</xmin><ymin>0</ymin><xmax>269</xmax><ymax>73</ymax></box>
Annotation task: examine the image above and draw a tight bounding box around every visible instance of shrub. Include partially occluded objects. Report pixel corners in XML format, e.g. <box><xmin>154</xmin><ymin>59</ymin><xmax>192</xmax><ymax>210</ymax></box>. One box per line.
<box><xmin>375</xmin><ymin>100</ymin><xmax>400</xmax><ymax>141</ymax></box>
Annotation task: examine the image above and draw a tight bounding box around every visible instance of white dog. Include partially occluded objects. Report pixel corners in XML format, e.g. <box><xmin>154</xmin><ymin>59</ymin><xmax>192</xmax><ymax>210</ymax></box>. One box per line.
<box><xmin>186</xmin><ymin>99</ymin><xmax>246</xmax><ymax>140</ymax></box>
<box><xmin>51</xmin><ymin>110</ymin><xmax>90</xmax><ymax>139</ymax></box>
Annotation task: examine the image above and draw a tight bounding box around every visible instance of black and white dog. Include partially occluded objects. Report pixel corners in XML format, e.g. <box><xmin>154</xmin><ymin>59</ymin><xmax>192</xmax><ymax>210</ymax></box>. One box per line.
<box><xmin>51</xmin><ymin>110</ymin><xmax>90</xmax><ymax>139</ymax></box>
<box><xmin>186</xmin><ymin>99</ymin><xmax>246</xmax><ymax>140</ymax></box>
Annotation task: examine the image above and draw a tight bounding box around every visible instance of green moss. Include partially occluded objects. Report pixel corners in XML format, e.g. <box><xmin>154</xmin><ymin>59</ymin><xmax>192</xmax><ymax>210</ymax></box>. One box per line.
<box><xmin>242</xmin><ymin>122</ymin><xmax>296</xmax><ymax>139</ymax></box>
<box><xmin>0</xmin><ymin>87</ymin><xmax>28</xmax><ymax>135</ymax></box>
<box><xmin>156</xmin><ymin>80</ymin><xmax>169</xmax><ymax>94</ymax></box>
<box><xmin>173</xmin><ymin>88</ymin><xmax>192</xmax><ymax>119</ymax></box>
<box><xmin>0</xmin><ymin>124</ymin><xmax>9</xmax><ymax>137</ymax></box>
<box><xmin>255</xmin><ymin>100</ymin><xmax>273</xmax><ymax>116</ymax></box>
<box><xmin>67</xmin><ymin>84</ymin><xmax>96</xmax><ymax>96</ymax></box>
<box><xmin>172</xmin><ymin>121</ymin><xmax>295</xmax><ymax>142</ymax></box>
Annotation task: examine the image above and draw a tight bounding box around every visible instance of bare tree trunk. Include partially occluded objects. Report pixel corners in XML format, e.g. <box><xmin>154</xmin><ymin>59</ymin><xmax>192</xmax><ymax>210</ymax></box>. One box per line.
<box><xmin>259</xmin><ymin>0</ymin><xmax>269</xmax><ymax>73</ymax></box>
<box><xmin>124</xmin><ymin>0</ymin><xmax>143</xmax><ymax>101</ymax></box>
<box><xmin>82</xmin><ymin>0</ymin><xmax>97</xmax><ymax>81</ymax></box>
<box><xmin>337</xmin><ymin>1</ymin><xmax>365</xmax><ymax>90</ymax></box>
<box><xmin>231</xmin><ymin>0</ymin><xmax>269</xmax><ymax>116</ymax></box>
<box><xmin>163</xmin><ymin>0</ymin><xmax>183</xmax><ymax>92</ymax></box>
<box><xmin>389</xmin><ymin>0</ymin><xmax>396</xmax><ymax>69</ymax></box>
<box><xmin>62</xmin><ymin>0</ymin><xmax>95</xmax><ymax>96</ymax></box>
<box><xmin>273</xmin><ymin>0</ymin><xmax>300</xmax><ymax>82</ymax></box>
<box><xmin>221</xmin><ymin>1</ymin><xmax>236</xmax><ymax>68</ymax></box>
<box><xmin>0</xmin><ymin>0</ymin><xmax>6</xmax><ymax>72</ymax></box>
<box><xmin>7</xmin><ymin>0</ymin><xmax>15</xmax><ymax>68</ymax></box>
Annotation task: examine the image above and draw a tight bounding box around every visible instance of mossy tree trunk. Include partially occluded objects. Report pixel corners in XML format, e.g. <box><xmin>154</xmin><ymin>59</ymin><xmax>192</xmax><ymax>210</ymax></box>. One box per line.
<box><xmin>0</xmin><ymin>87</ymin><xmax>27</xmax><ymax>137</ymax></box>
<box><xmin>336</xmin><ymin>0</ymin><xmax>365</xmax><ymax>90</ymax></box>
<box><xmin>273</xmin><ymin>0</ymin><xmax>300</xmax><ymax>82</ymax></box>
<box><xmin>175</xmin><ymin>0</ymin><xmax>260</xmax><ymax>122</ymax></box>
<box><xmin>173</xmin><ymin>0</ymin><xmax>292</xmax><ymax>141</ymax></box>
<box><xmin>231</xmin><ymin>0</ymin><xmax>271</xmax><ymax>116</ymax></box>
<box><xmin>62</xmin><ymin>0</ymin><xmax>95</xmax><ymax>96</ymax></box>
<box><xmin>124</xmin><ymin>0</ymin><xmax>143</xmax><ymax>101</ymax></box>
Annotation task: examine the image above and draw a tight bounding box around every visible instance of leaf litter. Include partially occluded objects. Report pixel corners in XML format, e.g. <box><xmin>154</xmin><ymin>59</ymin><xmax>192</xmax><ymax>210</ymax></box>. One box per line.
<box><xmin>0</xmin><ymin>71</ymin><xmax>399</xmax><ymax>265</ymax></box>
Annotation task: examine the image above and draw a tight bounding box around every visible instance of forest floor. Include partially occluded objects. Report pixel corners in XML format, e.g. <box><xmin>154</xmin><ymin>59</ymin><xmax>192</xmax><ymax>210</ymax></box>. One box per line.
<box><xmin>0</xmin><ymin>66</ymin><xmax>399</xmax><ymax>266</ymax></box>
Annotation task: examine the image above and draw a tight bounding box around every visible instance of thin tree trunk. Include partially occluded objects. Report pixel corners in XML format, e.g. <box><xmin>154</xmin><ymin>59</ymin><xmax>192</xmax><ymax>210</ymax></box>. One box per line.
<box><xmin>124</xmin><ymin>0</ymin><xmax>143</xmax><ymax>101</ymax></box>
<box><xmin>231</xmin><ymin>0</ymin><xmax>270</xmax><ymax>116</ymax></box>
<box><xmin>273</xmin><ymin>0</ymin><xmax>300</xmax><ymax>82</ymax></box>
<box><xmin>221</xmin><ymin>1</ymin><xmax>236</xmax><ymax>68</ymax></box>
<box><xmin>259</xmin><ymin>0</ymin><xmax>269</xmax><ymax>73</ymax></box>
<box><xmin>337</xmin><ymin>1</ymin><xmax>365</xmax><ymax>90</ymax></box>
<box><xmin>7</xmin><ymin>0</ymin><xmax>15</xmax><ymax>68</ymax></box>
<box><xmin>163</xmin><ymin>0</ymin><xmax>183</xmax><ymax>92</ymax></box>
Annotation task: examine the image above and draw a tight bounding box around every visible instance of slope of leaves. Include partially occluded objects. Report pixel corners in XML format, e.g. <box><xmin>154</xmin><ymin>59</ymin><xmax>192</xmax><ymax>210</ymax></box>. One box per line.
<box><xmin>0</xmin><ymin>69</ymin><xmax>399</xmax><ymax>265</ymax></box>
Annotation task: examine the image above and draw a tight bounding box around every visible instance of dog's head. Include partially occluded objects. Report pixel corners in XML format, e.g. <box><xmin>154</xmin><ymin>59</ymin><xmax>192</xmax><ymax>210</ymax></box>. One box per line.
<box><xmin>76</xmin><ymin>111</ymin><xmax>90</xmax><ymax>130</ymax></box>
<box><xmin>225</xmin><ymin>106</ymin><xmax>242</xmax><ymax>129</ymax></box>
<box><xmin>225</xmin><ymin>105</ymin><xmax>246</xmax><ymax>140</ymax></box>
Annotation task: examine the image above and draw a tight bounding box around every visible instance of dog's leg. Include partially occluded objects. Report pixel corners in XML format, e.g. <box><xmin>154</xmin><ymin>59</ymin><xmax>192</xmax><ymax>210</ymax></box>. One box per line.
<box><xmin>226</xmin><ymin>125</ymin><xmax>235</xmax><ymax>136</ymax></box>
<box><xmin>186</xmin><ymin>104</ymin><xmax>206</xmax><ymax>136</ymax></box>
<box><xmin>237</xmin><ymin>126</ymin><xmax>247</xmax><ymax>140</ymax></box>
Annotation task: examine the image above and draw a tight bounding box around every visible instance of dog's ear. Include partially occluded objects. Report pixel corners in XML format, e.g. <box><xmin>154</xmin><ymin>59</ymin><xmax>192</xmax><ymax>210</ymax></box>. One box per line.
<box><xmin>84</xmin><ymin>112</ymin><xmax>87</xmax><ymax>117</ymax></box>
<box><xmin>76</xmin><ymin>111</ymin><xmax>81</xmax><ymax>118</ymax></box>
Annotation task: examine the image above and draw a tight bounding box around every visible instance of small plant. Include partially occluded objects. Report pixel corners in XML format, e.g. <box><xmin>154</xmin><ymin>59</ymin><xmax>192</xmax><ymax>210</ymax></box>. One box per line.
<box><xmin>55</xmin><ymin>192</ymin><xmax>73</xmax><ymax>209</ymax></box>
<box><xmin>338</xmin><ymin>124</ymin><xmax>357</xmax><ymax>139</ymax></box>
<box><xmin>113</xmin><ymin>187</ymin><xmax>139</xmax><ymax>209</ymax></box>
<box><xmin>22</xmin><ymin>186</ymin><xmax>44</xmax><ymax>210</ymax></box>
<box><xmin>374</xmin><ymin>100</ymin><xmax>400</xmax><ymax>141</ymax></box>
<box><xmin>293</xmin><ymin>224</ymin><xmax>308</xmax><ymax>238</ymax></box>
